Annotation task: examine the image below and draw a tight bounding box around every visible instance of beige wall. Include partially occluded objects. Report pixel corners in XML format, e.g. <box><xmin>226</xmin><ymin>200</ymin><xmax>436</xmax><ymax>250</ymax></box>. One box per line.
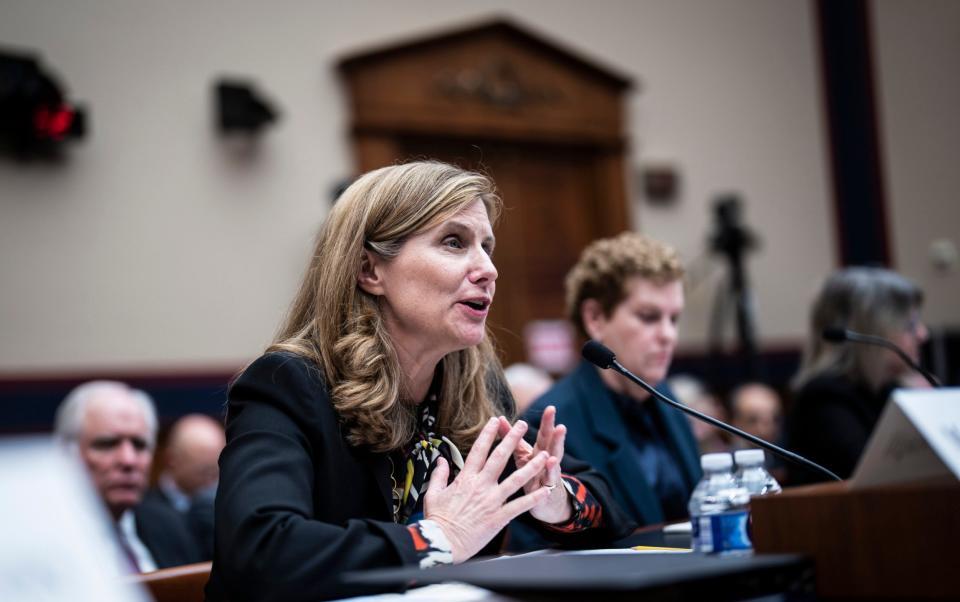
<box><xmin>873</xmin><ymin>0</ymin><xmax>960</xmax><ymax>331</ymax></box>
<box><xmin>0</xmin><ymin>0</ymin><xmax>952</xmax><ymax>373</ymax></box>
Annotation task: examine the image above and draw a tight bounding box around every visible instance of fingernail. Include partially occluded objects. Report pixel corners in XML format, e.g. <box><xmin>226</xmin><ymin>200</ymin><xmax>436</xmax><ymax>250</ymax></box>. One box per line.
<box><xmin>516</xmin><ymin>420</ymin><xmax>527</xmax><ymax>429</ymax></box>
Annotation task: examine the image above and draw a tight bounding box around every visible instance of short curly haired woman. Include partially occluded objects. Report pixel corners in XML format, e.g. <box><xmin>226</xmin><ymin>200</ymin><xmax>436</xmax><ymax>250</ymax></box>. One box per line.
<box><xmin>206</xmin><ymin>162</ymin><xmax>633</xmax><ymax>602</ymax></box>
<box><xmin>521</xmin><ymin>231</ymin><xmax>702</xmax><ymax>534</ymax></box>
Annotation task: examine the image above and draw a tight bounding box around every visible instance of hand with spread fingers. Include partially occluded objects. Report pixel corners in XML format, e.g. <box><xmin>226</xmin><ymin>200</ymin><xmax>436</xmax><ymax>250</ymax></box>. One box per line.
<box><xmin>498</xmin><ymin>404</ymin><xmax>572</xmax><ymax>525</ymax></box>
<box><xmin>424</xmin><ymin>417</ymin><xmax>553</xmax><ymax>563</ymax></box>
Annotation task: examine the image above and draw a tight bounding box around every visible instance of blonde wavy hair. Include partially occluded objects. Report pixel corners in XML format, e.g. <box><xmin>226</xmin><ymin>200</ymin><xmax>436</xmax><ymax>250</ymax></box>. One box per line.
<box><xmin>565</xmin><ymin>231</ymin><xmax>684</xmax><ymax>338</ymax></box>
<box><xmin>269</xmin><ymin>161</ymin><xmax>505</xmax><ymax>453</ymax></box>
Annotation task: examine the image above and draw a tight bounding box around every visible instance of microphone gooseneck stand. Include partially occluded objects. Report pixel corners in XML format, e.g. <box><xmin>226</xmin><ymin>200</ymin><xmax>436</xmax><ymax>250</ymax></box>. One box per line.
<box><xmin>821</xmin><ymin>327</ymin><xmax>941</xmax><ymax>388</ymax></box>
<box><xmin>581</xmin><ymin>340</ymin><xmax>842</xmax><ymax>482</ymax></box>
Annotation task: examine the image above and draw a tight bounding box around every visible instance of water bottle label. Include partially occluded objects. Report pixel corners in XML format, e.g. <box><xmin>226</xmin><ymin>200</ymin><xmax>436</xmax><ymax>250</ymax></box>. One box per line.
<box><xmin>696</xmin><ymin>510</ymin><xmax>751</xmax><ymax>554</ymax></box>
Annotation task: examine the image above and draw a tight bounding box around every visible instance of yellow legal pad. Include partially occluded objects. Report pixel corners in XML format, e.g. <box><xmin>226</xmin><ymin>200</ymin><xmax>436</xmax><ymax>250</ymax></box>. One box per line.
<box><xmin>630</xmin><ymin>545</ymin><xmax>692</xmax><ymax>553</ymax></box>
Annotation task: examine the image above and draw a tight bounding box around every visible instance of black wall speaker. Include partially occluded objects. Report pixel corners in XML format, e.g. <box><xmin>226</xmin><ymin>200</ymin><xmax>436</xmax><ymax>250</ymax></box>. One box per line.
<box><xmin>215</xmin><ymin>79</ymin><xmax>278</xmax><ymax>134</ymax></box>
<box><xmin>0</xmin><ymin>48</ymin><xmax>86</xmax><ymax>158</ymax></box>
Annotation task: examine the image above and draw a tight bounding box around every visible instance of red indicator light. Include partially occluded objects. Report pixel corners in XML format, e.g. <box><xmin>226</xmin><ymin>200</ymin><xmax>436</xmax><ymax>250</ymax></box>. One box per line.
<box><xmin>33</xmin><ymin>105</ymin><xmax>75</xmax><ymax>140</ymax></box>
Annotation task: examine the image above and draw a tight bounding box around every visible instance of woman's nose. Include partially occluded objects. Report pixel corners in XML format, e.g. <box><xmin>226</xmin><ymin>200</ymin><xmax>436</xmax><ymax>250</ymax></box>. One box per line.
<box><xmin>658</xmin><ymin>318</ymin><xmax>677</xmax><ymax>343</ymax></box>
<box><xmin>471</xmin><ymin>248</ymin><xmax>498</xmax><ymax>284</ymax></box>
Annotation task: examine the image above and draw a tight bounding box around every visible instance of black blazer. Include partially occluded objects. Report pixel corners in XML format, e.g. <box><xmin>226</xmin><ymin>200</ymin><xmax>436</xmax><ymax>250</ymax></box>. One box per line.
<box><xmin>206</xmin><ymin>352</ymin><xmax>633</xmax><ymax>602</ymax></box>
<box><xmin>134</xmin><ymin>494</ymin><xmax>203</xmax><ymax>569</ymax></box>
<box><xmin>187</xmin><ymin>486</ymin><xmax>217</xmax><ymax>561</ymax></box>
<box><xmin>785</xmin><ymin>373</ymin><xmax>892</xmax><ymax>485</ymax></box>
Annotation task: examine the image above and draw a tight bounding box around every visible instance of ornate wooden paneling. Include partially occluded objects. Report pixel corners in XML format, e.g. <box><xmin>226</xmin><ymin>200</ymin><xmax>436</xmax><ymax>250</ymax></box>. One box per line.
<box><xmin>339</xmin><ymin>19</ymin><xmax>634</xmax><ymax>366</ymax></box>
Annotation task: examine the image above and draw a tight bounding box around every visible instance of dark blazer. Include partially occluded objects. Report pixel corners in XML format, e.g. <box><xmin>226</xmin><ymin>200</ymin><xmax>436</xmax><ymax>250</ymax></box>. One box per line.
<box><xmin>785</xmin><ymin>373</ymin><xmax>892</xmax><ymax>485</ymax></box>
<box><xmin>187</xmin><ymin>486</ymin><xmax>217</xmax><ymax>561</ymax></box>
<box><xmin>523</xmin><ymin>361</ymin><xmax>702</xmax><ymax>527</ymax></box>
<box><xmin>206</xmin><ymin>352</ymin><xmax>634</xmax><ymax>602</ymax></box>
<box><xmin>134</xmin><ymin>494</ymin><xmax>203</xmax><ymax>569</ymax></box>
<box><xmin>144</xmin><ymin>486</ymin><xmax>216</xmax><ymax>561</ymax></box>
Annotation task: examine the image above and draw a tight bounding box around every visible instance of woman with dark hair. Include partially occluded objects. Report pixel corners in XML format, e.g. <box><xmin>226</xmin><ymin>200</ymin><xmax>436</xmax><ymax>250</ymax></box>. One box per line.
<box><xmin>786</xmin><ymin>267</ymin><xmax>928</xmax><ymax>485</ymax></box>
<box><xmin>206</xmin><ymin>161</ymin><xmax>632</xmax><ymax>602</ymax></box>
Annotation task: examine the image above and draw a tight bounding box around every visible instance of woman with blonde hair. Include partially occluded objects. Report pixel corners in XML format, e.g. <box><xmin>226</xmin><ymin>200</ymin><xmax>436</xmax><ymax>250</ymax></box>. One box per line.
<box><xmin>786</xmin><ymin>266</ymin><xmax>928</xmax><ymax>484</ymax></box>
<box><xmin>206</xmin><ymin>161</ymin><xmax>632</xmax><ymax>602</ymax></box>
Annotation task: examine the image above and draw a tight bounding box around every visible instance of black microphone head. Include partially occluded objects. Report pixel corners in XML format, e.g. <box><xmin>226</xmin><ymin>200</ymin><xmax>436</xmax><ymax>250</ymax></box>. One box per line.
<box><xmin>582</xmin><ymin>340</ymin><xmax>616</xmax><ymax>369</ymax></box>
<box><xmin>821</xmin><ymin>327</ymin><xmax>849</xmax><ymax>343</ymax></box>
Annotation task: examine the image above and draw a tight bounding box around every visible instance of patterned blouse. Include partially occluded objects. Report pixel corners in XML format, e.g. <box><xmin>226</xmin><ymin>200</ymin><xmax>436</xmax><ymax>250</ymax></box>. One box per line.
<box><xmin>392</xmin><ymin>379</ymin><xmax>602</xmax><ymax>567</ymax></box>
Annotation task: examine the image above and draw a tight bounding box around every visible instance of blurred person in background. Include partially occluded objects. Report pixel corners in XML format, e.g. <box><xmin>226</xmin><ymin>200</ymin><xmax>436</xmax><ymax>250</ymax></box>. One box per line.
<box><xmin>504</xmin><ymin>363</ymin><xmax>554</xmax><ymax>416</ymax></box>
<box><xmin>729</xmin><ymin>383</ymin><xmax>782</xmax><ymax>449</ymax></box>
<box><xmin>147</xmin><ymin>413</ymin><xmax>225</xmax><ymax>559</ymax></box>
<box><xmin>729</xmin><ymin>382</ymin><xmax>784</xmax><ymax>479</ymax></box>
<box><xmin>669</xmin><ymin>374</ymin><xmax>729</xmax><ymax>455</ymax></box>
<box><xmin>54</xmin><ymin>381</ymin><xmax>201</xmax><ymax>572</ymax></box>
<box><xmin>786</xmin><ymin>267</ymin><xmax>928</xmax><ymax>485</ymax></box>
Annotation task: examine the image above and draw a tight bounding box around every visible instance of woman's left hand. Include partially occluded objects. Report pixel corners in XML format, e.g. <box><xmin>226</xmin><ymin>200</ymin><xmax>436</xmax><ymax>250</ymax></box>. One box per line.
<box><xmin>498</xmin><ymin>405</ymin><xmax>571</xmax><ymax>524</ymax></box>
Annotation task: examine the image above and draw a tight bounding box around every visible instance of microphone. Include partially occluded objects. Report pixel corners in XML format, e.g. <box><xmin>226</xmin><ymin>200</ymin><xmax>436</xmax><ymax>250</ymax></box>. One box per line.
<box><xmin>581</xmin><ymin>340</ymin><xmax>842</xmax><ymax>482</ymax></box>
<box><xmin>821</xmin><ymin>328</ymin><xmax>940</xmax><ymax>388</ymax></box>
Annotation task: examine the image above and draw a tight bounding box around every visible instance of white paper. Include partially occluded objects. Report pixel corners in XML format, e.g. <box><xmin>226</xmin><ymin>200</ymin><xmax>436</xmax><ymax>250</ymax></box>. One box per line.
<box><xmin>850</xmin><ymin>388</ymin><xmax>960</xmax><ymax>489</ymax></box>
<box><xmin>558</xmin><ymin>548</ymin><xmax>690</xmax><ymax>555</ymax></box>
<box><xmin>0</xmin><ymin>437</ymin><xmax>148</xmax><ymax>602</ymax></box>
<box><xmin>333</xmin><ymin>583</ymin><xmax>511</xmax><ymax>601</ymax></box>
<box><xmin>662</xmin><ymin>521</ymin><xmax>693</xmax><ymax>534</ymax></box>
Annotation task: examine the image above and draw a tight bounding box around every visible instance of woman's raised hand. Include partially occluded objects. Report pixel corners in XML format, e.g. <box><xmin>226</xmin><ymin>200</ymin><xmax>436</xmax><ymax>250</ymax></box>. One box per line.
<box><xmin>423</xmin><ymin>417</ymin><xmax>553</xmax><ymax>563</ymax></box>
<box><xmin>498</xmin><ymin>405</ymin><xmax>572</xmax><ymax>525</ymax></box>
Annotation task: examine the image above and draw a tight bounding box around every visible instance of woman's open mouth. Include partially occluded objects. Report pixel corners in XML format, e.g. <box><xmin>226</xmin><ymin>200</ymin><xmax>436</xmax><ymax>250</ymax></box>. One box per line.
<box><xmin>458</xmin><ymin>297</ymin><xmax>491</xmax><ymax>316</ymax></box>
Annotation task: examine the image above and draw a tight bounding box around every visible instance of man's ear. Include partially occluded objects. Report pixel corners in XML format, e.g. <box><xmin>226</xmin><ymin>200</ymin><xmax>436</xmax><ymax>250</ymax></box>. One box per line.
<box><xmin>581</xmin><ymin>298</ymin><xmax>607</xmax><ymax>341</ymax></box>
<box><xmin>357</xmin><ymin>249</ymin><xmax>385</xmax><ymax>296</ymax></box>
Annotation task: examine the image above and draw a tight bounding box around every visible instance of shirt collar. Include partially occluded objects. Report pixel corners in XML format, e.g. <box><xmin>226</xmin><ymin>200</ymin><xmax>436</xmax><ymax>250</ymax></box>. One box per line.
<box><xmin>117</xmin><ymin>508</ymin><xmax>136</xmax><ymax>536</ymax></box>
<box><xmin>159</xmin><ymin>473</ymin><xmax>191</xmax><ymax>512</ymax></box>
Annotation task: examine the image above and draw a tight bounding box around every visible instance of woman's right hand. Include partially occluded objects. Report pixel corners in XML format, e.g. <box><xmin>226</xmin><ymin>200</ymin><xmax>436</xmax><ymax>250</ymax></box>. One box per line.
<box><xmin>423</xmin><ymin>416</ymin><xmax>553</xmax><ymax>563</ymax></box>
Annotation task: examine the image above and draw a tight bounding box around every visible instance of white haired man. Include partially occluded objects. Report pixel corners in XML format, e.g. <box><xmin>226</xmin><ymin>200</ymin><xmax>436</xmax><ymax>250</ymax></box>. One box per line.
<box><xmin>54</xmin><ymin>381</ymin><xmax>200</xmax><ymax>572</ymax></box>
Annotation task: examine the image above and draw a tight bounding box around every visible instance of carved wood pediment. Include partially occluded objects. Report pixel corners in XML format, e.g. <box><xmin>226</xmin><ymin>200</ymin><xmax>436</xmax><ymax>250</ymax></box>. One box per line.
<box><xmin>432</xmin><ymin>58</ymin><xmax>565</xmax><ymax>110</ymax></box>
<box><xmin>338</xmin><ymin>19</ymin><xmax>633</xmax><ymax>144</ymax></box>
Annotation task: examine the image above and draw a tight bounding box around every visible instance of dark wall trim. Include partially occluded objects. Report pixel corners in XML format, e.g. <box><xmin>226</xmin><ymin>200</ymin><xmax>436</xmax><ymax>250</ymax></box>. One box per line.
<box><xmin>0</xmin><ymin>370</ymin><xmax>237</xmax><ymax>434</ymax></box>
<box><xmin>815</xmin><ymin>0</ymin><xmax>892</xmax><ymax>267</ymax></box>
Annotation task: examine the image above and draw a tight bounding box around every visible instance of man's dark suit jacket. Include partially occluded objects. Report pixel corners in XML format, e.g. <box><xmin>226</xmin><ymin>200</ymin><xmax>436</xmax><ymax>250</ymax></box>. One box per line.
<box><xmin>206</xmin><ymin>352</ymin><xmax>634</xmax><ymax>602</ymax></box>
<box><xmin>143</xmin><ymin>485</ymin><xmax>215</xmax><ymax>560</ymax></box>
<box><xmin>523</xmin><ymin>361</ymin><xmax>702</xmax><ymax>527</ymax></box>
<box><xmin>133</xmin><ymin>493</ymin><xmax>203</xmax><ymax>569</ymax></box>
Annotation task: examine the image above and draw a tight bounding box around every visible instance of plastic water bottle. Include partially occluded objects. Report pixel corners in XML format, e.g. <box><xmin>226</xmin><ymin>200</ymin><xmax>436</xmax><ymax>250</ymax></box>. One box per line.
<box><xmin>734</xmin><ymin>449</ymin><xmax>782</xmax><ymax>496</ymax></box>
<box><xmin>688</xmin><ymin>452</ymin><xmax>752</xmax><ymax>554</ymax></box>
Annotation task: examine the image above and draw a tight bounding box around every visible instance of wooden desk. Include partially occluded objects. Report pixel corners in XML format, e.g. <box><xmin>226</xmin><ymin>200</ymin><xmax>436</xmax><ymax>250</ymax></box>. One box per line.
<box><xmin>127</xmin><ymin>561</ymin><xmax>210</xmax><ymax>602</ymax></box>
<box><xmin>752</xmin><ymin>480</ymin><xmax>960</xmax><ymax>600</ymax></box>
